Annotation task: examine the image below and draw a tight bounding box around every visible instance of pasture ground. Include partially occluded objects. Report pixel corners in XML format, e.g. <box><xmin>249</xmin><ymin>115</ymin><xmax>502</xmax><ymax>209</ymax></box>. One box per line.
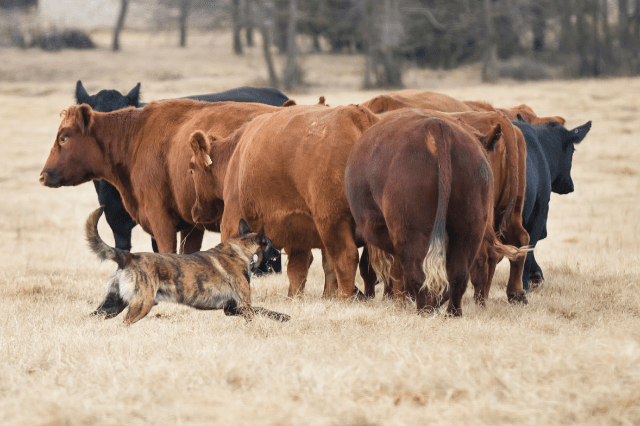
<box><xmin>1</xmin><ymin>30</ymin><xmax>639</xmax><ymax>425</ymax></box>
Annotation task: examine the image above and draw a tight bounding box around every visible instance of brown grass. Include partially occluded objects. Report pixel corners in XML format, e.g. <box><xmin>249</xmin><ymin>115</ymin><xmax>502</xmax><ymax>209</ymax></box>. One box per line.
<box><xmin>1</xmin><ymin>29</ymin><xmax>640</xmax><ymax>425</ymax></box>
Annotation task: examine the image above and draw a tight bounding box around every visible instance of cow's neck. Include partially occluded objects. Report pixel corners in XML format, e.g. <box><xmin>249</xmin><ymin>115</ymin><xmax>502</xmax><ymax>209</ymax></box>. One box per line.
<box><xmin>90</xmin><ymin>108</ymin><xmax>144</xmax><ymax>215</ymax></box>
<box><xmin>209</xmin><ymin>134</ymin><xmax>241</xmax><ymax>198</ymax></box>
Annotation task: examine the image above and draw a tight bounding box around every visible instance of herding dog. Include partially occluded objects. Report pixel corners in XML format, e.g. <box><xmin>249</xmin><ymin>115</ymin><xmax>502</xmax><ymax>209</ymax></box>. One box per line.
<box><xmin>85</xmin><ymin>207</ymin><xmax>290</xmax><ymax>324</ymax></box>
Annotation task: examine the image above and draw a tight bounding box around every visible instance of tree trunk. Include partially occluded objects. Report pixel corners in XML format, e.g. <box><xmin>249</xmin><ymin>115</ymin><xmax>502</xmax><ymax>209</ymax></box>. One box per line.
<box><xmin>245</xmin><ymin>0</ymin><xmax>254</xmax><ymax>47</ymax></box>
<box><xmin>481</xmin><ymin>0</ymin><xmax>497</xmax><ymax>82</ymax></box>
<box><xmin>283</xmin><ymin>0</ymin><xmax>300</xmax><ymax>90</ymax></box>
<box><xmin>233</xmin><ymin>0</ymin><xmax>243</xmax><ymax>54</ymax></box>
<box><xmin>380</xmin><ymin>0</ymin><xmax>402</xmax><ymax>87</ymax></box>
<box><xmin>531</xmin><ymin>2</ymin><xmax>545</xmax><ymax>51</ymax></box>
<box><xmin>179</xmin><ymin>0</ymin><xmax>190</xmax><ymax>48</ymax></box>
<box><xmin>261</xmin><ymin>25</ymin><xmax>279</xmax><ymax>88</ymax></box>
<box><xmin>619</xmin><ymin>0</ymin><xmax>630</xmax><ymax>46</ymax></box>
<box><xmin>112</xmin><ymin>0</ymin><xmax>128</xmax><ymax>51</ymax></box>
<box><xmin>361</xmin><ymin>0</ymin><xmax>374</xmax><ymax>89</ymax></box>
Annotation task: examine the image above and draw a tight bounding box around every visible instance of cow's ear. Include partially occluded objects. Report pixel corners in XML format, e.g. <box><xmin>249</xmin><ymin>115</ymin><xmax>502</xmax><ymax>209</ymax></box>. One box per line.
<box><xmin>479</xmin><ymin>123</ymin><xmax>502</xmax><ymax>152</ymax></box>
<box><xmin>238</xmin><ymin>218</ymin><xmax>252</xmax><ymax>236</ymax></box>
<box><xmin>77</xmin><ymin>104</ymin><xmax>94</xmax><ymax>135</ymax></box>
<box><xmin>516</xmin><ymin>113</ymin><xmax>527</xmax><ymax>123</ymax></box>
<box><xmin>75</xmin><ymin>80</ymin><xmax>91</xmax><ymax>104</ymax></box>
<box><xmin>282</xmin><ymin>99</ymin><xmax>297</xmax><ymax>107</ymax></box>
<box><xmin>126</xmin><ymin>83</ymin><xmax>141</xmax><ymax>107</ymax></box>
<box><xmin>568</xmin><ymin>121</ymin><xmax>591</xmax><ymax>145</ymax></box>
<box><xmin>189</xmin><ymin>131</ymin><xmax>214</xmax><ymax>166</ymax></box>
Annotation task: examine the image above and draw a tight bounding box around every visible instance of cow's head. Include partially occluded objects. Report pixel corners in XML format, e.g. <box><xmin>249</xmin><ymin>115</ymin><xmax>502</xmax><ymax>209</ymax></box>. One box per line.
<box><xmin>189</xmin><ymin>130</ymin><xmax>223</xmax><ymax>224</ymax></box>
<box><xmin>507</xmin><ymin>104</ymin><xmax>566</xmax><ymax>126</ymax></box>
<box><xmin>75</xmin><ymin>80</ymin><xmax>140</xmax><ymax>112</ymax></box>
<box><xmin>550</xmin><ymin>120</ymin><xmax>591</xmax><ymax>194</ymax></box>
<box><xmin>40</xmin><ymin>105</ymin><xmax>104</xmax><ymax>188</ymax></box>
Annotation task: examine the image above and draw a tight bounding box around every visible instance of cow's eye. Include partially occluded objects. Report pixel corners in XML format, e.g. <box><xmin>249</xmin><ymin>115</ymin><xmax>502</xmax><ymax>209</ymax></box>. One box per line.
<box><xmin>189</xmin><ymin>169</ymin><xmax>193</xmax><ymax>175</ymax></box>
<box><xmin>59</xmin><ymin>136</ymin><xmax>68</xmax><ymax>145</ymax></box>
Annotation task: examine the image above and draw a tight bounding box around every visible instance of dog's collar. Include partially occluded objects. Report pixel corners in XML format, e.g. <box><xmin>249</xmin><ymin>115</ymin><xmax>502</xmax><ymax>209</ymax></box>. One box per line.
<box><xmin>230</xmin><ymin>243</ymin><xmax>246</xmax><ymax>258</ymax></box>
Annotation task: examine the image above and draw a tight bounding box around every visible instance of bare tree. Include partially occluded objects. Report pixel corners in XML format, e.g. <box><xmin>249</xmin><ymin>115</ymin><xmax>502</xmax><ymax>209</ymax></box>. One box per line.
<box><xmin>179</xmin><ymin>0</ymin><xmax>190</xmax><ymax>47</ymax></box>
<box><xmin>112</xmin><ymin>0</ymin><xmax>128</xmax><ymax>51</ymax></box>
<box><xmin>233</xmin><ymin>0</ymin><xmax>243</xmax><ymax>54</ymax></box>
<box><xmin>481</xmin><ymin>0</ymin><xmax>497</xmax><ymax>82</ymax></box>
<box><xmin>282</xmin><ymin>0</ymin><xmax>301</xmax><ymax>90</ymax></box>
<box><xmin>245</xmin><ymin>0</ymin><xmax>255</xmax><ymax>47</ymax></box>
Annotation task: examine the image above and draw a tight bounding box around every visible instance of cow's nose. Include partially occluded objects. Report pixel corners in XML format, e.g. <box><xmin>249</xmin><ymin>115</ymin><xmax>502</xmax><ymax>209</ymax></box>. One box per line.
<box><xmin>39</xmin><ymin>172</ymin><xmax>46</xmax><ymax>186</ymax></box>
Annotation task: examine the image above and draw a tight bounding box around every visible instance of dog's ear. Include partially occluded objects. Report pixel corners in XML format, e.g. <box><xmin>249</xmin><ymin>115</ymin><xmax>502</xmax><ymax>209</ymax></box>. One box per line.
<box><xmin>257</xmin><ymin>222</ymin><xmax>266</xmax><ymax>241</ymax></box>
<box><xmin>238</xmin><ymin>218</ymin><xmax>252</xmax><ymax>236</ymax></box>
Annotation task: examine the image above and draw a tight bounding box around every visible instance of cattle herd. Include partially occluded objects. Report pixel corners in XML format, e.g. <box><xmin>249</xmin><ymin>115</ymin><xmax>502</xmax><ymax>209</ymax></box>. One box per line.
<box><xmin>38</xmin><ymin>80</ymin><xmax>591</xmax><ymax>321</ymax></box>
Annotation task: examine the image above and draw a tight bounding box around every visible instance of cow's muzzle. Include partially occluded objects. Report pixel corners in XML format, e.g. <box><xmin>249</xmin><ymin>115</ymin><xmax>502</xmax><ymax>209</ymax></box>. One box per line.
<box><xmin>39</xmin><ymin>171</ymin><xmax>61</xmax><ymax>188</ymax></box>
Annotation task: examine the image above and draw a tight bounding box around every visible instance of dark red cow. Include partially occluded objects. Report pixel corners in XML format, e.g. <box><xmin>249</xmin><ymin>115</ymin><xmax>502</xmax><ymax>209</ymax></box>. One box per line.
<box><xmin>362</xmin><ymin>89</ymin><xmax>566</xmax><ymax>125</ymax></box>
<box><xmin>40</xmin><ymin>100</ymin><xmax>283</xmax><ymax>254</ymax></box>
<box><xmin>344</xmin><ymin>109</ymin><xmax>498</xmax><ymax>315</ymax></box>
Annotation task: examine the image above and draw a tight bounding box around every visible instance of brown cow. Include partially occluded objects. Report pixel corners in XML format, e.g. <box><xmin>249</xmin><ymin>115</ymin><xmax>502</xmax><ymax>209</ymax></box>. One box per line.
<box><xmin>345</xmin><ymin>109</ymin><xmax>498</xmax><ymax>315</ymax></box>
<box><xmin>364</xmin><ymin>109</ymin><xmax>530</xmax><ymax>306</ymax></box>
<box><xmin>40</xmin><ymin>100</ymin><xmax>284</xmax><ymax>254</ymax></box>
<box><xmin>362</xmin><ymin>89</ymin><xmax>565</xmax><ymax>125</ymax></box>
<box><xmin>189</xmin><ymin>104</ymin><xmax>380</xmax><ymax>299</ymax></box>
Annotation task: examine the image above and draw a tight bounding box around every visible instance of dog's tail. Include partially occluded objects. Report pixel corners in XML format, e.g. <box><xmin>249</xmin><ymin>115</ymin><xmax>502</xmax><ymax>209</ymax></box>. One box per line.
<box><xmin>252</xmin><ymin>307</ymin><xmax>291</xmax><ymax>322</ymax></box>
<box><xmin>85</xmin><ymin>207</ymin><xmax>132</xmax><ymax>269</ymax></box>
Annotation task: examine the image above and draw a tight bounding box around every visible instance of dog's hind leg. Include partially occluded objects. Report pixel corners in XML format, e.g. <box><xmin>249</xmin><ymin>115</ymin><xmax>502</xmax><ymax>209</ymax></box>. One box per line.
<box><xmin>123</xmin><ymin>297</ymin><xmax>155</xmax><ymax>324</ymax></box>
<box><xmin>92</xmin><ymin>292</ymin><xmax>128</xmax><ymax>319</ymax></box>
<box><xmin>92</xmin><ymin>271</ymin><xmax>128</xmax><ymax>319</ymax></box>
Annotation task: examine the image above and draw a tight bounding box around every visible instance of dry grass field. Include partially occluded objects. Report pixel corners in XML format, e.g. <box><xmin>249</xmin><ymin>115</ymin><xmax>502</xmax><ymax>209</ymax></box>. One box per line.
<box><xmin>1</xmin><ymin>29</ymin><xmax>639</xmax><ymax>425</ymax></box>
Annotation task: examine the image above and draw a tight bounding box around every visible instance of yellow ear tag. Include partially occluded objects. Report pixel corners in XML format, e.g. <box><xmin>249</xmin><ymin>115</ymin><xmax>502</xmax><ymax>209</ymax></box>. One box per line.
<box><xmin>205</xmin><ymin>154</ymin><xmax>213</xmax><ymax>166</ymax></box>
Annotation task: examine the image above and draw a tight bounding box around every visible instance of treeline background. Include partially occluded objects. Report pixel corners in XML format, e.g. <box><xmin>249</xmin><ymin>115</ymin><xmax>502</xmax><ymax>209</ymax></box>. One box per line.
<box><xmin>2</xmin><ymin>0</ymin><xmax>639</xmax><ymax>89</ymax></box>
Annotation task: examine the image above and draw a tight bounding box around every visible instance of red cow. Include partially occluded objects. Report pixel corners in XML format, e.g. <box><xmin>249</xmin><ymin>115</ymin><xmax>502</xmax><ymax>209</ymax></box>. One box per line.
<box><xmin>345</xmin><ymin>109</ymin><xmax>499</xmax><ymax>315</ymax></box>
<box><xmin>362</xmin><ymin>90</ymin><xmax>565</xmax><ymax>125</ymax></box>
<box><xmin>189</xmin><ymin>104</ymin><xmax>380</xmax><ymax>299</ymax></box>
<box><xmin>40</xmin><ymin>100</ymin><xmax>284</xmax><ymax>254</ymax></box>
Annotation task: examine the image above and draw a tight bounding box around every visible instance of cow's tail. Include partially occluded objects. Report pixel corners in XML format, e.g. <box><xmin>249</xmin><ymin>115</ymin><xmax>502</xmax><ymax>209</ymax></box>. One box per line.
<box><xmin>367</xmin><ymin>245</ymin><xmax>396</xmax><ymax>288</ymax></box>
<box><xmin>494</xmin><ymin>240</ymin><xmax>533</xmax><ymax>260</ymax></box>
<box><xmin>420</xmin><ymin>121</ymin><xmax>451</xmax><ymax>300</ymax></box>
<box><xmin>85</xmin><ymin>207</ymin><xmax>131</xmax><ymax>269</ymax></box>
<box><xmin>497</xmin><ymin>121</ymin><xmax>519</xmax><ymax>238</ymax></box>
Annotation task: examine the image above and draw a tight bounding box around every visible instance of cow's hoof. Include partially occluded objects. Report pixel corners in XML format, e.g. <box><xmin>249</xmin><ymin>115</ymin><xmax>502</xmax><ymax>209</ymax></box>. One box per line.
<box><xmin>507</xmin><ymin>292</ymin><xmax>528</xmax><ymax>305</ymax></box>
<box><xmin>352</xmin><ymin>287</ymin><xmax>367</xmax><ymax>301</ymax></box>
<box><xmin>529</xmin><ymin>272</ymin><xmax>544</xmax><ymax>290</ymax></box>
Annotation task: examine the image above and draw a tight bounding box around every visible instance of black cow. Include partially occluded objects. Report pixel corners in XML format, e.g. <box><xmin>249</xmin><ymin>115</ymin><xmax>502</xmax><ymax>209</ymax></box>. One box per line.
<box><xmin>74</xmin><ymin>80</ymin><xmax>287</xmax><ymax>274</ymax></box>
<box><xmin>513</xmin><ymin>116</ymin><xmax>591</xmax><ymax>291</ymax></box>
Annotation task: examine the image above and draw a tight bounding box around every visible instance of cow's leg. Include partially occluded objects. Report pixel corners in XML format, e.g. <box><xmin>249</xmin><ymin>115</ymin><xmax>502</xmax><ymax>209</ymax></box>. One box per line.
<box><xmin>318</xmin><ymin>220</ymin><xmax>359</xmax><ymax>300</ymax></box>
<box><xmin>504</xmin><ymin>221</ymin><xmax>529</xmax><ymax>303</ymax></box>
<box><xmin>286</xmin><ymin>248</ymin><xmax>312</xmax><ymax>297</ymax></box>
<box><xmin>528</xmin><ymin>253</ymin><xmax>545</xmax><ymax>289</ymax></box>
<box><xmin>179</xmin><ymin>226</ymin><xmax>205</xmax><ymax>254</ymax></box>
<box><xmin>148</xmin><ymin>214</ymin><xmax>179</xmax><ymax>253</ymax></box>
<box><xmin>389</xmin><ymin>256</ymin><xmax>406</xmax><ymax>303</ymax></box>
<box><xmin>359</xmin><ymin>246</ymin><xmax>378</xmax><ymax>299</ymax></box>
<box><xmin>471</xmin><ymin>240</ymin><xmax>491</xmax><ymax>306</ymax></box>
<box><xmin>95</xmin><ymin>180</ymin><xmax>137</xmax><ymax>251</ymax></box>
<box><xmin>522</xmin><ymin>201</ymin><xmax>548</xmax><ymax>292</ymax></box>
<box><xmin>321</xmin><ymin>249</ymin><xmax>338</xmax><ymax>298</ymax></box>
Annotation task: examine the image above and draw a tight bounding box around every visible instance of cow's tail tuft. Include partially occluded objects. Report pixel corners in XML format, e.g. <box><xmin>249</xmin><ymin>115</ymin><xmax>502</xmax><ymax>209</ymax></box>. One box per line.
<box><xmin>420</xmin><ymin>122</ymin><xmax>451</xmax><ymax>300</ymax></box>
<box><xmin>367</xmin><ymin>245</ymin><xmax>397</xmax><ymax>289</ymax></box>
<box><xmin>494</xmin><ymin>241</ymin><xmax>533</xmax><ymax>260</ymax></box>
<box><xmin>85</xmin><ymin>207</ymin><xmax>131</xmax><ymax>269</ymax></box>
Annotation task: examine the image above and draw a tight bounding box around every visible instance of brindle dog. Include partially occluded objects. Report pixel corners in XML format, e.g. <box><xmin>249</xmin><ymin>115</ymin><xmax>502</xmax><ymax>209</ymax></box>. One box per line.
<box><xmin>85</xmin><ymin>207</ymin><xmax>289</xmax><ymax>324</ymax></box>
